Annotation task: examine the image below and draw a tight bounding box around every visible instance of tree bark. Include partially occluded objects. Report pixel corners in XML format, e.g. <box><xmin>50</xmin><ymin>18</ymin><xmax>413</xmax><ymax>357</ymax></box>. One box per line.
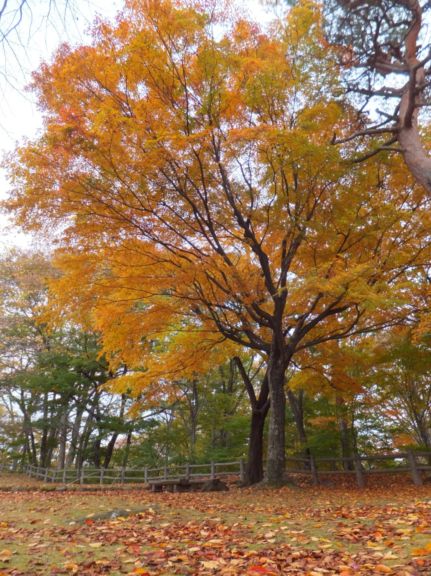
<box><xmin>266</xmin><ymin>357</ymin><xmax>287</xmax><ymax>485</ymax></box>
<box><xmin>92</xmin><ymin>438</ymin><xmax>102</xmax><ymax>468</ymax></box>
<box><xmin>39</xmin><ymin>392</ymin><xmax>50</xmax><ymax>467</ymax></box>
<box><xmin>188</xmin><ymin>381</ymin><xmax>199</xmax><ymax>462</ymax></box>
<box><xmin>233</xmin><ymin>357</ymin><xmax>269</xmax><ymax>485</ymax></box>
<box><xmin>397</xmin><ymin>0</ymin><xmax>431</xmax><ymax>194</ymax></box>
<box><xmin>57</xmin><ymin>406</ymin><xmax>68</xmax><ymax>469</ymax></box>
<box><xmin>246</xmin><ymin>400</ymin><xmax>269</xmax><ymax>484</ymax></box>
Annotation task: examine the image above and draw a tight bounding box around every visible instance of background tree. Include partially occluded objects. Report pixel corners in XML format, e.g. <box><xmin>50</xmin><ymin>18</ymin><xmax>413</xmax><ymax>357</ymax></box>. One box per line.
<box><xmin>362</xmin><ymin>330</ymin><xmax>431</xmax><ymax>452</ymax></box>
<box><xmin>0</xmin><ymin>250</ymin><xmax>137</xmax><ymax>469</ymax></box>
<box><xmin>323</xmin><ymin>0</ymin><xmax>431</xmax><ymax>194</ymax></box>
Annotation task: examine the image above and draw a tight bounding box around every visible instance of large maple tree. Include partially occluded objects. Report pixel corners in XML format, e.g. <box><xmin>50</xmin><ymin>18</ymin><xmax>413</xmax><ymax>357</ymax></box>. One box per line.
<box><xmin>5</xmin><ymin>0</ymin><xmax>431</xmax><ymax>484</ymax></box>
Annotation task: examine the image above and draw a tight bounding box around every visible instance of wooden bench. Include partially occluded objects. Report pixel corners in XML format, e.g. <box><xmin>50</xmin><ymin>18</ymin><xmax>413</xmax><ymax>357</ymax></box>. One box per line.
<box><xmin>149</xmin><ymin>477</ymin><xmax>227</xmax><ymax>492</ymax></box>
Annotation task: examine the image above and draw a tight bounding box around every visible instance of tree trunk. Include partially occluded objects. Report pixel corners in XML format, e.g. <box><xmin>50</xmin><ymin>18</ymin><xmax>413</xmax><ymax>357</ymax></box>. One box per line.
<box><xmin>188</xmin><ymin>381</ymin><xmax>199</xmax><ymax>462</ymax></box>
<box><xmin>39</xmin><ymin>392</ymin><xmax>50</xmax><ymax>467</ymax></box>
<box><xmin>339</xmin><ymin>417</ymin><xmax>353</xmax><ymax>470</ymax></box>
<box><xmin>103</xmin><ymin>395</ymin><xmax>127</xmax><ymax>469</ymax></box>
<box><xmin>20</xmin><ymin>396</ymin><xmax>37</xmax><ymax>466</ymax></box>
<box><xmin>233</xmin><ymin>357</ymin><xmax>269</xmax><ymax>485</ymax></box>
<box><xmin>66</xmin><ymin>404</ymin><xmax>84</xmax><ymax>467</ymax></box>
<box><xmin>412</xmin><ymin>413</ymin><xmax>431</xmax><ymax>466</ymax></box>
<box><xmin>45</xmin><ymin>414</ymin><xmax>57</xmax><ymax>468</ymax></box>
<box><xmin>287</xmin><ymin>389</ymin><xmax>309</xmax><ymax>459</ymax></box>
<box><xmin>76</xmin><ymin>408</ymin><xmax>95</xmax><ymax>469</ymax></box>
<box><xmin>337</xmin><ymin>397</ymin><xmax>354</xmax><ymax>471</ymax></box>
<box><xmin>246</xmin><ymin>402</ymin><xmax>269</xmax><ymax>484</ymax></box>
<box><xmin>122</xmin><ymin>430</ymin><xmax>133</xmax><ymax>469</ymax></box>
<box><xmin>57</xmin><ymin>407</ymin><xmax>68</xmax><ymax>469</ymax></box>
<box><xmin>92</xmin><ymin>438</ymin><xmax>102</xmax><ymax>468</ymax></box>
<box><xmin>397</xmin><ymin>2</ymin><xmax>431</xmax><ymax>195</ymax></box>
<box><xmin>266</xmin><ymin>357</ymin><xmax>287</xmax><ymax>485</ymax></box>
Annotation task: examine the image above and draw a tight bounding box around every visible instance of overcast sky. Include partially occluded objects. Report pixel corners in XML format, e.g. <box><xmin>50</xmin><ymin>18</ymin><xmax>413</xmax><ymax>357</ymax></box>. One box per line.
<box><xmin>0</xmin><ymin>0</ymin><xmax>276</xmax><ymax>253</ymax></box>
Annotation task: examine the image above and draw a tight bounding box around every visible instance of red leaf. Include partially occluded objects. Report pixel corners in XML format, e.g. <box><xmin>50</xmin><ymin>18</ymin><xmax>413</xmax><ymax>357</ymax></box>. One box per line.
<box><xmin>248</xmin><ymin>566</ymin><xmax>277</xmax><ymax>575</ymax></box>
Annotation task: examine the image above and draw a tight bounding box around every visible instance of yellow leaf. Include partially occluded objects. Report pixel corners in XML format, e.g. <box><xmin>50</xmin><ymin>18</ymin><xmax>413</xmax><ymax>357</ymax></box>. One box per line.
<box><xmin>0</xmin><ymin>550</ymin><xmax>12</xmax><ymax>562</ymax></box>
<box><xmin>63</xmin><ymin>563</ymin><xmax>79</xmax><ymax>573</ymax></box>
<box><xmin>202</xmin><ymin>561</ymin><xmax>221</xmax><ymax>569</ymax></box>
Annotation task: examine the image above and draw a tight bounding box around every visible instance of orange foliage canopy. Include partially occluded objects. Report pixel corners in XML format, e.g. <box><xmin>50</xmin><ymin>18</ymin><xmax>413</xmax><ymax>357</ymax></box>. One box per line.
<box><xmin>5</xmin><ymin>0</ymin><xmax>431</xmax><ymax>481</ymax></box>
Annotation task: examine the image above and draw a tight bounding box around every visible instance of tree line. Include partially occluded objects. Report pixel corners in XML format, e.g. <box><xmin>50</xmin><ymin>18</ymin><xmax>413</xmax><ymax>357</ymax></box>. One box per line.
<box><xmin>2</xmin><ymin>250</ymin><xmax>431</xmax><ymax>481</ymax></box>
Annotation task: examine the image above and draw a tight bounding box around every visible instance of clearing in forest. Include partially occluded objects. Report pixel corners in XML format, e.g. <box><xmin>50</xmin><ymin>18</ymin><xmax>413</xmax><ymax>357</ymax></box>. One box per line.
<box><xmin>0</xmin><ymin>476</ymin><xmax>430</xmax><ymax>575</ymax></box>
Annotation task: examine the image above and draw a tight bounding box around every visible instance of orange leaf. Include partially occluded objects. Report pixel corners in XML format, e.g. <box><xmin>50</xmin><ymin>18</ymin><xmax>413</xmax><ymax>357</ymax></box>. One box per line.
<box><xmin>375</xmin><ymin>565</ymin><xmax>392</xmax><ymax>574</ymax></box>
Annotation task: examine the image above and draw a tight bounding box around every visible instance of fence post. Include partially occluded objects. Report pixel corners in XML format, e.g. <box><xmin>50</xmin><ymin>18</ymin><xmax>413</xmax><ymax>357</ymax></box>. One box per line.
<box><xmin>309</xmin><ymin>455</ymin><xmax>319</xmax><ymax>486</ymax></box>
<box><xmin>44</xmin><ymin>468</ymin><xmax>49</xmax><ymax>483</ymax></box>
<box><xmin>80</xmin><ymin>468</ymin><xmax>84</xmax><ymax>485</ymax></box>
<box><xmin>163</xmin><ymin>465</ymin><xmax>168</xmax><ymax>480</ymax></box>
<box><xmin>210</xmin><ymin>461</ymin><xmax>215</xmax><ymax>480</ymax></box>
<box><xmin>185</xmin><ymin>463</ymin><xmax>190</xmax><ymax>480</ymax></box>
<box><xmin>62</xmin><ymin>468</ymin><xmax>66</xmax><ymax>484</ymax></box>
<box><xmin>100</xmin><ymin>468</ymin><xmax>105</xmax><ymax>486</ymax></box>
<box><xmin>121</xmin><ymin>467</ymin><xmax>125</xmax><ymax>484</ymax></box>
<box><xmin>407</xmin><ymin>450</ymin><xmax>423</xmax><ymax>486</ymax></box>
<box><xmin>353</xmin><ymin>454</ymin><xmax>365</xmax><ymax>488</ymax></box>
<box><xmin>144</xmin><ymin>466</ymin><xmax>148</xmax><ymax>484</ymax></box>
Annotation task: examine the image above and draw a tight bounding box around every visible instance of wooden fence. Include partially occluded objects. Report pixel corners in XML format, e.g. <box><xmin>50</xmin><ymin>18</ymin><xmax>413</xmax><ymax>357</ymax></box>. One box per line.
<box><xmin>1</xmin><ymin>450</ymin><xmax>430</xmax><ymax>488</ymax></box>
<box><xmin>1</xmin><ymin>460</ymin><xmax>246</xmax><ymax>486</ymax></box>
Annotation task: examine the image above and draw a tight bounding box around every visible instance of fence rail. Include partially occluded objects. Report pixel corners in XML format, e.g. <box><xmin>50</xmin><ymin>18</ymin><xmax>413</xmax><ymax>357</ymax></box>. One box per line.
<box><xmin>1</xmin><ymin>450</ymin><xmax>430</xmax><ymax>488</ymax></box>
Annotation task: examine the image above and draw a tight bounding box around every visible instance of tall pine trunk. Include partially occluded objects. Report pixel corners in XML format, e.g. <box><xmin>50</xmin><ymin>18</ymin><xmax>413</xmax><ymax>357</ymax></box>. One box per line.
<box><xmin>57</xmin><ymin>406</ymin><xmax>68</xmax><ymax>469</ymax></box>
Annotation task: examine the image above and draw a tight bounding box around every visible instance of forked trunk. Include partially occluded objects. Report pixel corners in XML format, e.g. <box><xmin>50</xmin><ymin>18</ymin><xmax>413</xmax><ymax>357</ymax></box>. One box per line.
<box><xmin>232</xmin><ymin>357</ymin><xmax>270</xmax><ymax>486</ymax></box>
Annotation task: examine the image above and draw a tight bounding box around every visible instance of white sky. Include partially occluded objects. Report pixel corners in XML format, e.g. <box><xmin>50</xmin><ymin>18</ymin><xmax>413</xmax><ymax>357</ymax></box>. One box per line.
<box><xmin>0</xmin><ymin>0</ymin><xmax>276</xmax><ymax>252</ymax></box>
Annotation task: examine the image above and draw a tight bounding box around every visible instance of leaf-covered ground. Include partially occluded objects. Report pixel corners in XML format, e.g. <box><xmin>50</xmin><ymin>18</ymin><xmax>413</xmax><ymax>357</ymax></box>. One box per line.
<box><xmin>0</xmin><ymin>474</ymin><xmax>431</xmax><ymax>575</ymax></box>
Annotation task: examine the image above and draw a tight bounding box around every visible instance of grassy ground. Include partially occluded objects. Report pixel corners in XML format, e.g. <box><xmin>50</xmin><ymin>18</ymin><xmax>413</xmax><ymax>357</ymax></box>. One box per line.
<box><xmin>0</xmin><ymin>473</ymin><xmax>430</xmax><ymax>575</ymax></box>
